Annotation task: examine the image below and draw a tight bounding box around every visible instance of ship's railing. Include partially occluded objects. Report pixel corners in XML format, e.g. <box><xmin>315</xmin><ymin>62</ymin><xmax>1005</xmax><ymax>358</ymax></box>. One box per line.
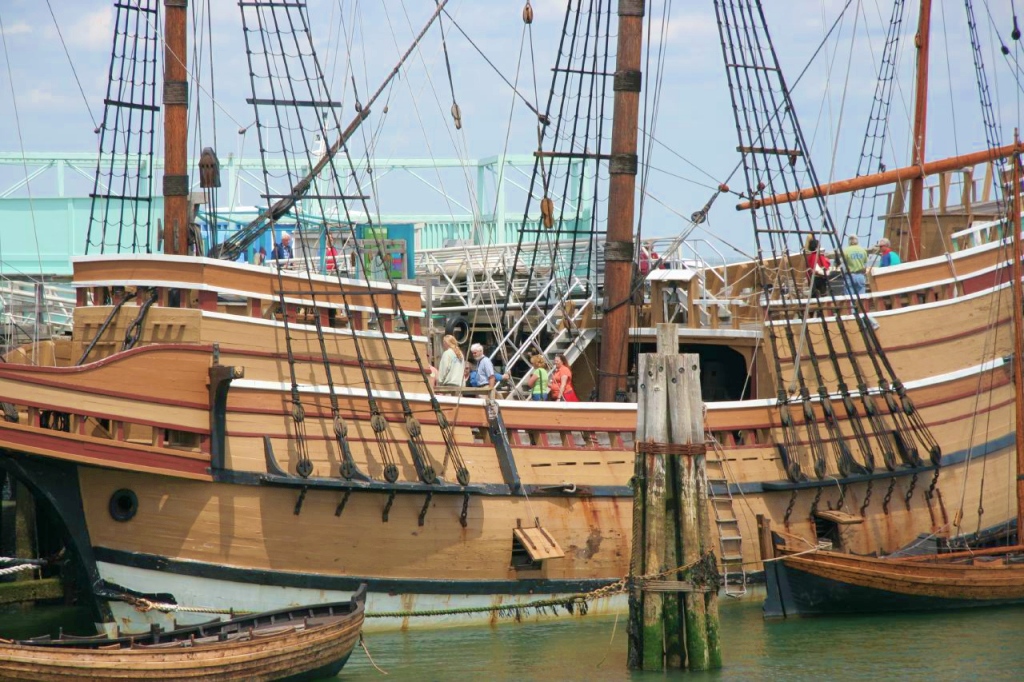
<box><xmin>418</xmin><ymin>239</ymin><xmax>597</xmax><ymax>312</ymax></box>
<box><xmin>949</xmin><ymin>214</ymin><xmax>1024</xmax><ymax>251</ymax></box>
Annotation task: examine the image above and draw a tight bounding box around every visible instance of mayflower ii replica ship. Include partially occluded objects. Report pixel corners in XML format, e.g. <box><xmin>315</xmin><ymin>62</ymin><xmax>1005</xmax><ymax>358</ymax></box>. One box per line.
<box><xmin>0</xmin><ymin>0</ymin><xmax>1022</xmax><ymax>633</ymax></box>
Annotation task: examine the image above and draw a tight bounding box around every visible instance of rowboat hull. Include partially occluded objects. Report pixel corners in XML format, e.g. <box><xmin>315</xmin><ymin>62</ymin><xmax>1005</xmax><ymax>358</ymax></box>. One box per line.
<box><xmin>764</xmin><ymin>548</ymin><xmax>1024</xmax><ymax>618</ymax></box>
<box><xmin>0</xmin><ymin>589</ymin><xmax>365</xmax><ymax>681</ymax></box>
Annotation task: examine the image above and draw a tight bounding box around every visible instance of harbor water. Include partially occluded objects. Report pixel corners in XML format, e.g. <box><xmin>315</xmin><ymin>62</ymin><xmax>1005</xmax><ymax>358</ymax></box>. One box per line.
<box><xmin>5</xmin><ymin>593</ymin><xmax>1024</xmax><ymax>680</ymax></box>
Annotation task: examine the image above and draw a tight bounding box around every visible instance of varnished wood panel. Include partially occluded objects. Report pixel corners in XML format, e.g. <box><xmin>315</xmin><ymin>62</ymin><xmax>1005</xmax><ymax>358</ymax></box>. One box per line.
<box><xmin>72</xmin><ymin>256</ymin><xmax>422</xmax><ymax>313</ymax></box>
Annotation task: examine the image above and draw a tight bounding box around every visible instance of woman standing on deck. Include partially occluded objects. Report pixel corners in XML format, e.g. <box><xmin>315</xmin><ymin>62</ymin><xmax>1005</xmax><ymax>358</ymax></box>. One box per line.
<box><xmin>436</xmin><ymin>335</ymin><xmax>465</xmax><ymax>387</ymax></box>
<box><xmin>549</xmin><ymin>354</ymin><xmax>578</xmax><ymax>402</ymax></box>
<box><xmin>525</xmin><ymin>355</ymin><xmax>550</xmax><ymax>401</ymax></box>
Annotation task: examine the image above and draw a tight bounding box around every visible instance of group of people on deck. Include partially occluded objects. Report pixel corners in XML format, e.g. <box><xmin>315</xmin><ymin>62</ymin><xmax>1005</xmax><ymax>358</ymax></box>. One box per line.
<box><xmin>804</xmin><ymin>234</ymin><xmax>902</xmax><ymax>298</ymax></box>
<box><xmin>258</xmin><ymin>232</ymin><xmax>340</xmax><ymax>271</ymax></box>
<box><xmin>432</xmin><ymin>334</ymin><xmax>578</xmax><ymax>401</ymax></box>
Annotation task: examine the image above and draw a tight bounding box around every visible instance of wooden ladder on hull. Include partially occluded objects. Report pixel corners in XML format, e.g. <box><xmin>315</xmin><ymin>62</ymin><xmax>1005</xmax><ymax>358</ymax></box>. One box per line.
<box><xmin>706</xmin><ymin>452</ymin><xmax>747</xmax><ymax>597</ymax></box>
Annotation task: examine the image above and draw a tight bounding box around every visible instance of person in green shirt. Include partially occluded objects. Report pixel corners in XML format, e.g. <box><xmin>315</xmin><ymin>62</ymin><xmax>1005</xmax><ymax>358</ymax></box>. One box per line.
<box><xmin>842</xmin><ymin>235</ymin><xmax>869</xmax><ymax>295</ymax></box>
<box><xmin>526</xmin><ymin>354</ymin><xmax>549</xmax><ymax>401</ymax></box>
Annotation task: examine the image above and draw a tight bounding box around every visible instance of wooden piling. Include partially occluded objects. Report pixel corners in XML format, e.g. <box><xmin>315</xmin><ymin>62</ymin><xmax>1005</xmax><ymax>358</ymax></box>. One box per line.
<box><xmin>636</xmin><ymin>353</ymin><xmax>668</xmax><ymax>670</ymax></box>
<box><xmin>667</xmin><ymin>354</ymin><xmax>709</xmax><ymax>670</ymax></box>
<box><xmin>656</xmin><ymin>325</ymin><xmax>684</xmax><ymax>669</ymax></box>
<box><xmin>14</xmin><ymin>480</ymin><xmax>37</xmax><ymax>583</ymax></box>
<box><xmin>628</xmin><ymin>324</ymin><xmax>723</xmax><ymax>671</ymax></box>
<box><xmin>626</xmin><ymin>433</ymin><xmax>645</xmax><ymax>670</ymax></box>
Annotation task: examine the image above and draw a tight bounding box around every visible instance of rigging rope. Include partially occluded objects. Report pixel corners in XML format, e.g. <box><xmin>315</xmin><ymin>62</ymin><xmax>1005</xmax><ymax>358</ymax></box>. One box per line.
<box><xmin>714</xmin><ymin>0</ymin><xmax>942</xmax><ymax>487</ymax></box>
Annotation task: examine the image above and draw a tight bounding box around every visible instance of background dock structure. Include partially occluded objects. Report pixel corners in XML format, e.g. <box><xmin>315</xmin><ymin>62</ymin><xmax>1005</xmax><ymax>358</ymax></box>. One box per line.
<box><xmin>628</xmin><ymin>323</ymin><xmax>722</xmax><ymax>672</ymax></box>
<box><xmin>0</xmin><ymin>474</ymin><xmax>65</xmax><ymax>608</ymax></box>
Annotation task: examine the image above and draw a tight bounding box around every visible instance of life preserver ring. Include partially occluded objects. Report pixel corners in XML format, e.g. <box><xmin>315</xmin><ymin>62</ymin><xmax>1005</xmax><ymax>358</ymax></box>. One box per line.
<box><xmin>445</xmin><ymin>316</ymin><xmax>471</xmax><ymax>344</ymax></box>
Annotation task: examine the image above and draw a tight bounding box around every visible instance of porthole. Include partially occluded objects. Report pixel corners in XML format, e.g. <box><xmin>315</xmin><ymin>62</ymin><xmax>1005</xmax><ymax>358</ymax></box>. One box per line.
<box><xmin>109</xmin><ymin>489</ymin><xmax>138</xmax><ymax>522</ymax></box>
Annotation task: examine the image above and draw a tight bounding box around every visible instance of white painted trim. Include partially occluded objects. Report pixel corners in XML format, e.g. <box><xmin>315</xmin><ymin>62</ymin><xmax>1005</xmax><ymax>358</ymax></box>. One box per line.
<box><xmin>71</xmin><ymin>253</ymin><xmax>422</xmax><ymax>293</ymax></box>
<box><xmin>234</xmin><ymin>354</ymin><xmax>1003</xmax><ymax>414</ymax></box>
<box><xmin>200</xmin><ymin>309</ymin><xmax>429</xmax><ymax>343</ymax></box>
<box><xmin>709</xmin><ymin>356</ymin><xmax>1006</xmax><ymax>411</ymax></box>
<box><xmin>73</xmin><ymin>279</ymin><xmax>424</xmax><ymax>317</ymax></box>
<box><xmin>767</xmin><ymin>278</ymin><xmax>1014</xmax><ymax>328</ymax></box>
<box><xmin>629</xmin><ymin>326</ymin><xmax>761</xmax><ymax>339</ymax></box>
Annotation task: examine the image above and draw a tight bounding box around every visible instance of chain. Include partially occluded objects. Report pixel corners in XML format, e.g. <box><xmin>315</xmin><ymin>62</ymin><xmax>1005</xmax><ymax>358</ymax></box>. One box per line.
<box><xmin>882</xmin><ymin>479</ymin><xmax>896</xmax><ymax>514</ymax></box>
<box><xmin>809</xmin><ymin>488</ymin><xmax>823</xmax><ymax>520</ymax></box>
<box><xmin>925</xmin><ymin>468</ymin><xmax>940</xmax><ymax>501</ymax></box>
<box><xmin>859</xmin><ymin>480</ymin><xmax>873</xmax><ymax>517</ymax></box>
<box><xmin>904</xmin><ymin>472</ymin><xmax>918</xmax><ymax>511</ymax></box>
<box><xmin>834</xmin><ymin>484</ymin><xmax>846</xmax><ymax>512</ymax></box>
<box><xmin>784</xmin><ymin>490</ymin><xmax>798</xmax><ymax>526</ymax></box>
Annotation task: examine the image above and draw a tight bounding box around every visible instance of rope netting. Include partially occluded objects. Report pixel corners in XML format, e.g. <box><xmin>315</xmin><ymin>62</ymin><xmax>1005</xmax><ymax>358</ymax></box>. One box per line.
<box><xmin>85</xmin><ymin>0</ymin><xmax>160</xmax><ymax>255</ymax></box>
<box><xmin>714</xmin><ymin>0</ymin><xmax>941</xmax><ymax>485</ymax></box>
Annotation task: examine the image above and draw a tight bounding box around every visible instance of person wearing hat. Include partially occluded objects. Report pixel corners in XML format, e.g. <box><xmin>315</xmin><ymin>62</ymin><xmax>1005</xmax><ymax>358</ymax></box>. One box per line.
<box><xmin>875</xmin><ymin>237</ymin><xmax>901</xmax><ymax>267</ymax></box>
<box><xmin>842</xmin><ymin>235</ymin><xmax>868</xmax><ymax>295</ymax></box>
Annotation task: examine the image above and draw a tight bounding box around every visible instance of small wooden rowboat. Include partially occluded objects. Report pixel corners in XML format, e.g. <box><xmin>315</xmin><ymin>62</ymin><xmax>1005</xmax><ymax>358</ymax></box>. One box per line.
<box><xmin>0</xmin><ymin>585</ymin><xmax>366</xmax><ymax>681</ymax></box>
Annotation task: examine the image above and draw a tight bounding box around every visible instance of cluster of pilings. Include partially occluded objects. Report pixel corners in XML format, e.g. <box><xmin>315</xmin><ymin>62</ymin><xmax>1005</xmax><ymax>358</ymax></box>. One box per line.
<box><xmin>627</xmin><ymin>324</ymin><xmax>723</xmax><ymax>672</ymax></box>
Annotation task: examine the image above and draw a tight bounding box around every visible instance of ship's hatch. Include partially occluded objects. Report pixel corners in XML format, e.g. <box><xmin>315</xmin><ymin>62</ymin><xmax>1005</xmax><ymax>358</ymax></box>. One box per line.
<box><xmin>512</xmin><ymin>522</ymin><xmax>565</xmax><ymax>570</ymax></box>
<box><xmin>813</xmin><ymin>510</ymin><xmax>861</xmax><ymax>550</ymax></box>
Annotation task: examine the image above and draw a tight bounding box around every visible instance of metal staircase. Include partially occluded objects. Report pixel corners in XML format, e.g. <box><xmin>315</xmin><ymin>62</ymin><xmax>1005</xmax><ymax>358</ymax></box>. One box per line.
<box><xmin>486</xmin><ymin>276</ymin><xmax>598</xmax><ymax>397</ymax></box>
<box><xmin>0</xmin><ymin>280</ymin><xmax>75</xmax><ymax>353</ymax></box>
<box><xmin>704</xmin><ymin>443</ymin><xmax>747</xmax><ymax>597</ymax></box>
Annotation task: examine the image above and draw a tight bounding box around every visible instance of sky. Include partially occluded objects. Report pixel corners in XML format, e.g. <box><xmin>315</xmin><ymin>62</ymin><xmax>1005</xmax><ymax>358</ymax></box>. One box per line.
<box><xmin>1</xmin><ymin>0</ymin><xmax>1023</xmax><ymax>262</ymax></box>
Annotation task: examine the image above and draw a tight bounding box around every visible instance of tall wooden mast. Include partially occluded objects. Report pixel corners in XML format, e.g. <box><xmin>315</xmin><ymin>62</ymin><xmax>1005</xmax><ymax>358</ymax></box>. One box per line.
<box><xmin>597</xmin><ymin>0</ymin><xmax>646</xmax><ymax>402</ymax></box>
<box><xmin>906</xmin><ymin>0</ymin><xmax>932</xmax><ymax>261</ymax></box>
<box><xmin>1010</xmin><ymin>133</ymin><xmax>1024</xmax><ymax>538</ymax></box>
<box><xmin>162</xmin><ymin>0</ymin><xmax>190</xmax><ymax>256</ymax></box>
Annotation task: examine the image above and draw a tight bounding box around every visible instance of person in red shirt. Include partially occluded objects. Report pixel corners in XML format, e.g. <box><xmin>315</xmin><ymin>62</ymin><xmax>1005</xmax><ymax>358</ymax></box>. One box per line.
<box><xmin>805</xmin><ymin>237</ymin><xmax>830</xmax><ymax>297</ymax></box>
<box><xmin>548</xmin><ymin>353</ymin><xmax>579</xmax><ymax>402</ymax></box>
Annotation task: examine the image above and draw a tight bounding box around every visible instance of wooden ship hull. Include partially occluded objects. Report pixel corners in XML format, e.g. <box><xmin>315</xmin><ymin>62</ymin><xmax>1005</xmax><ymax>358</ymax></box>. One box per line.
<box><xmin>7</xmin><ymin>0</ymin><xmax>1020</xmax><ymax>637</ymax></box>
<box><xmin>763</xmin><ymin>544</ymin><xmax>1024</xmax><ymax>618</ymax></box>
<box><xmin>0</xmin><ymin>586</ymin><xmax>366</xmax><ymax>681</ymax></box>
<box><xmin>0</xmin><ymin>244</ymin><xmax>1018</xmax><ymax>631</ymax></box>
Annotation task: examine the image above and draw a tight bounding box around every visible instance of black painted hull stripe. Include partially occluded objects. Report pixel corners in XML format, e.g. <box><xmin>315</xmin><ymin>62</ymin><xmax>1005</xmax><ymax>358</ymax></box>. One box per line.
<box><xmin>93</xmin><ymin>547</ymin><xmax>615</xmax><ymax>596</ymax></box>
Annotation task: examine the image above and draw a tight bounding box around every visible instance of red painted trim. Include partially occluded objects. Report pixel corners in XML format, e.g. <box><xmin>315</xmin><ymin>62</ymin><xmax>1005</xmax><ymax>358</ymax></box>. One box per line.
<box><xmin>0</xmin><ymin>343</ymin><xmax>214</xmax><ymax>375</ymax></box>
<box><xmin>0</xmin><ymin>424</ymin><xmax>211</xmax><ymax>476</ymax></box>
<box><xmin>222</xmin><ymin>346</ymin><xmax>421</xmax><ymax>374</ymax></box>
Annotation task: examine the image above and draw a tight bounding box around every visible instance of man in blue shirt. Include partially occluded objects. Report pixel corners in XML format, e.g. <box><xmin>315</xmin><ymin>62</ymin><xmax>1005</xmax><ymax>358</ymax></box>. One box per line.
<box><xmin>470</xmin><ymin>343</ymin><xmax>496</xmax><ymax>388</ymax></box>
<box><xmin>270</xmin><ymin>232</ymin><xmax>294</xmax><ymax>262</ymax></box>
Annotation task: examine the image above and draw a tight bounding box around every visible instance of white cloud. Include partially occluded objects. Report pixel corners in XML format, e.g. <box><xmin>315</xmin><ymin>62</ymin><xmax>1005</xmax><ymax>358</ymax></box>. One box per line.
<box><xmin>21</xmin><ymin>88</ymin><xmax>77</xmax><ymax>109</ymax></box>
<box><xmin>63</xmin><ymin>7</ymin><xmax>114</xmax><ymax>52</ymax></box>
<box><xmin>0</xmin><ymin>21</ymin><xmax>32</xmax><ymax>37</ymax></box>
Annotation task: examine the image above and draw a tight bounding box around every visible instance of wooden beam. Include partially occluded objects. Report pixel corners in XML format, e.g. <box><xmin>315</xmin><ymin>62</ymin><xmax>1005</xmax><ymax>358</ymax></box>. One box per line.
<box><xmin>907</xmin><ymin>0</ymin><xmax>933</xmax><ymax>261</ymax></box>
<box><xmin>736</xmin><ymin>143</ymin><xmax>1024</xmax><ymax>211</ymax></box>
<box><xmin>598</xmin><ymin>0</ymin><xmax>646</xmax><ymax>402</ymax></box>
<box><xmin>162</xmin><ymin>0</ymin><xmax>190</xmax><ymax>257</ymax></box>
